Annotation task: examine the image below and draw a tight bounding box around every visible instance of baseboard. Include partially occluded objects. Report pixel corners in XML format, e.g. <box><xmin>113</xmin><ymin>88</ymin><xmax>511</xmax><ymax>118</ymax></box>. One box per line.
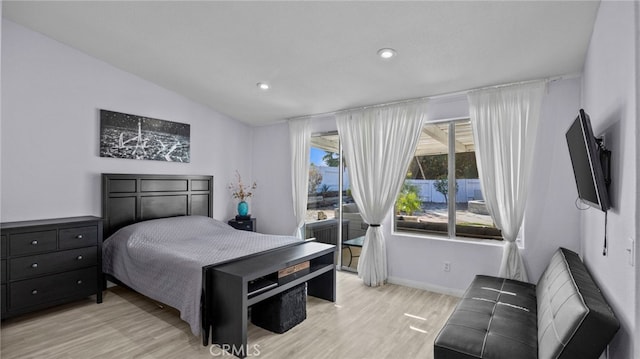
<box><xmin>387</xmin><ymin>276</ymin><xmax>465</xmax><ymax>298</ymax></box>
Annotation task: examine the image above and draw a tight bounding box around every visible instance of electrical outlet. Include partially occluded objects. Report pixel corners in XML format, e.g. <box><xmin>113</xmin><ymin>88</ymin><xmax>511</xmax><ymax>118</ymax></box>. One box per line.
<box><xmin>443</xmin><ymin>261</ymin><xmax>451</xmax><ymax>272</ymax></box>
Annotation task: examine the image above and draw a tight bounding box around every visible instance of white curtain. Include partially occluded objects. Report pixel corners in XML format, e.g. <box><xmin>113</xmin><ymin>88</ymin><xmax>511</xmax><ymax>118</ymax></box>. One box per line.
<box><xmin>336</xmin><ymin>102</ymin><xmax>426</xmax><ymax>286</ymax></box>
<box><xmin>468</xmin><ymin>81</ymin><xmax>545</xmax><ymax>282</ymax></box>
<box><xmin>289</xmin><ymin>118</ymin><xmax>313</xmax><ymax>239</ymax></box>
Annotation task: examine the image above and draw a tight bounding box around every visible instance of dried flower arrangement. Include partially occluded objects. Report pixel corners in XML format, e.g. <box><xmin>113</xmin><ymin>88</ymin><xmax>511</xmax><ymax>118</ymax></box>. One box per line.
<box><xmin>228</xmin><ymin>170</ymin><xmax>257</xmax><ymax>201</ymax></box>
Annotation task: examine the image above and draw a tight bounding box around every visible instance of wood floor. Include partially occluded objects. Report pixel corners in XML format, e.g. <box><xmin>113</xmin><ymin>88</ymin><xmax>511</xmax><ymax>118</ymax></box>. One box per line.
<box><xmin>0</xmin><ymin>271</ymin><xmax>459</xmax><ymax>359</ymax></box>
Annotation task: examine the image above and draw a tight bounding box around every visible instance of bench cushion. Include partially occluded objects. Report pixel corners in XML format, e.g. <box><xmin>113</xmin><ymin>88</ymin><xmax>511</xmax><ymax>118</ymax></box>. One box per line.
<box><xmin>536</xmin><ymin>248</ymin><xmax>619</xmax><ymax>359</ymax></box>
<box><xmin>434</xmin><ymin>275</ymin><xmax>538</xmax><ymax>359</ymax></box>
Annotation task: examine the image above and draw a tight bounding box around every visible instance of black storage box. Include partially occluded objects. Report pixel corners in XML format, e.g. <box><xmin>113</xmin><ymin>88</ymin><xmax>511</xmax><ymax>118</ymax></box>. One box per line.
<box><xmin>251</xmin><ymin>283</ymin><xmax>307</xmax><ymax>333</ymax></box>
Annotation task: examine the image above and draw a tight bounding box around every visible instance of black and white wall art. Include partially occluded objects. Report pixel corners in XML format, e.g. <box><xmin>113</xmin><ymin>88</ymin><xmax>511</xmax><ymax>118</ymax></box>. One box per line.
<box><xmin>100</xmin><ymin>109</ymin><xmax>190</xmax><ymax>162</ymax></box>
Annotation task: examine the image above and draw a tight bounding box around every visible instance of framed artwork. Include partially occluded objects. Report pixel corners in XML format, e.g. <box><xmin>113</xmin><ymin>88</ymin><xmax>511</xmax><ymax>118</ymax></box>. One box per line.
<box><xmin>99</xmin><ymin>109</ymin><xmax>190</xmax><ymax>163</ymax></box>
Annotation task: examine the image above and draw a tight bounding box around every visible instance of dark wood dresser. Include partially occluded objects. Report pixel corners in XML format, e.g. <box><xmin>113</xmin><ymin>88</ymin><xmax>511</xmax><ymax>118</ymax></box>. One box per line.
<box><xmin>1</xmin><ymin>216</ymin><xmax>103</xmax><ymax>319</ymax></box>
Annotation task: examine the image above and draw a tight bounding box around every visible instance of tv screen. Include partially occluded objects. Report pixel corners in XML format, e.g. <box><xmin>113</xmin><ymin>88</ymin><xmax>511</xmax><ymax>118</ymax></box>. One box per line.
<box><xmin>565</xmin><ymin>109</ymin><xmax>610</xmax><ymax>211</ymax></box>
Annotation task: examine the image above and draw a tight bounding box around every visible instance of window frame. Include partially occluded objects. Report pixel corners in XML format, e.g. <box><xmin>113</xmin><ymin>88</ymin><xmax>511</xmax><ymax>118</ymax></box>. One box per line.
<box><xmin>306</xmin><ymin>131</ymin><xmax>357</xmax><ymax>271</ymax></box>
<box><xmin>393</xmin><ymin>117</ymin><xmax>504</xmax><ymax>242</ymax></box>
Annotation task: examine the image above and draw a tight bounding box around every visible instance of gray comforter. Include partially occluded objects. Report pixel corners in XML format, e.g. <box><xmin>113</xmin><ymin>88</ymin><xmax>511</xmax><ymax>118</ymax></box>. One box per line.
<box><xmin>102</xmin><ymin>215</ymin><xmax>301</xmax><ymax>335</ymax></box>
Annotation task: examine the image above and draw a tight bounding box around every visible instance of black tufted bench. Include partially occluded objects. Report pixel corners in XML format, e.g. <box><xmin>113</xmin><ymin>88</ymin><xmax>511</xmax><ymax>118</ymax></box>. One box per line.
<box><xmin>434</xmin><ymin>248</ymin><xmax>620</xmax><ymax>359</ymax></box>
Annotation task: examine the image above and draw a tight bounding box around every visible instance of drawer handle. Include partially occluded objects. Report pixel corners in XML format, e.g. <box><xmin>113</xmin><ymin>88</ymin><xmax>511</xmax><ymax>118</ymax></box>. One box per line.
<box><xmin>31</xmin><ymin>240</ymin><xmax>38</xmax><ymax>245</ymax></box>
<box><xmin>31</xmin><ymin>290</ymin><xmax>38</xmax><ymax>295</ymax></box>
<box><xmin>76</xmin><ymin>280</ymin><xmax>83</xmax><ymax>285</ymax></box>
<box><xmin>31</xmin><ymin>263</ymin><xmax>38</xmax><ymax>268</ymax></box>
<box><xmin>76</xmin><ymin>255</ymin><xmax>83</xmax><ymax>260</ymax></box>
<box><xmin>76</xmin><ymin>234</ymin><xmax>83</xmax><ymax>239</ymax></box>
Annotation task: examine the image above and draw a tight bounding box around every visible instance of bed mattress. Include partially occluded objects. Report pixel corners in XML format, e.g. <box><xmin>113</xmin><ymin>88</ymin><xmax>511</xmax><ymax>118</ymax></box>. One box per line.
<box><xmin>102</xmin><ymin>215</ymin><xmax>301</xmax><ymax>335</ymax></box>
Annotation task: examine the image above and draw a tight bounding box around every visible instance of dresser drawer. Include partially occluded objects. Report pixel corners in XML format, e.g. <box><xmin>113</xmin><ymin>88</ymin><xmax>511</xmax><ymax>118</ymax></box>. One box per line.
<box><xmin>9</xmin><ymin>267</ymin><xmax>97</xmax><ymax>310</ymax></box>
<box><xmin>59</xmin><ymin>226</ymin><xmax>98</xmax><ymax>249</ymax></box>
<box><xmin>9</xmin><ymin>230</ymin><xmax>57</xmax><ymax>256</ymax></box>
<box><xmin>10</xmin><ymin>247</ymin><xmax>97</xmax><ymax>280</ymax></box>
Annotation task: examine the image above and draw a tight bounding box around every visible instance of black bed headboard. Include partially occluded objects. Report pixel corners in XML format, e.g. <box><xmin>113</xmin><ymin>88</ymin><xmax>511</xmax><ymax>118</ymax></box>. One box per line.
<box><xmin>102</xmin><ymin>173</ymin><xmax>213</xmax><ymax>238</ymax></box>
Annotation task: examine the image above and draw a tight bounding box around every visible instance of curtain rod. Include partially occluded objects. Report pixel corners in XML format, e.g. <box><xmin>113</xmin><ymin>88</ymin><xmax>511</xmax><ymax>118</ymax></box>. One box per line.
<box><xmin>288</xmin><ymin>73</ymin><xmax>579</xmax><ymax>122</ymax></box>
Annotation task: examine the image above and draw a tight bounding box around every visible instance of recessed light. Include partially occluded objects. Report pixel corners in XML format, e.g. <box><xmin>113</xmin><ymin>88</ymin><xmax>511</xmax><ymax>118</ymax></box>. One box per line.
<box><xmin>377</xmin><ymin>48</ymin><xmax>397</xmax><ymax>60</ymax></box>
<box><xmin>257</xmin><ymin>82</ymin><xmax>270</xmax><ymax>90</ymax></box>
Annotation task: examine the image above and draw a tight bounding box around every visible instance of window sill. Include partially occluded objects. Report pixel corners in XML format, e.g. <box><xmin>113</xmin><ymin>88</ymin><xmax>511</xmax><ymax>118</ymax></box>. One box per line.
<box><xmin>391</xmin><ymin>229</ymin><xmax>524</xmax><ymax>249</ymax></box>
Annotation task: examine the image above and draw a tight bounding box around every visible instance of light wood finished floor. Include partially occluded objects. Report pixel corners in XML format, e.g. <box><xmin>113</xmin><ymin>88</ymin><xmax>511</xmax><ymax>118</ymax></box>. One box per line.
<box><xmin>1</xmin><ymin>272</ymin><xmax>459</xmax><ymax>359</ymax></box>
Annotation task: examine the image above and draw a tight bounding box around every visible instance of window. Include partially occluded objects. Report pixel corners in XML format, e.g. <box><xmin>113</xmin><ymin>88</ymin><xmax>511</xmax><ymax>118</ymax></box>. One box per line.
<box><xmin>306</xmin><ymin>133</ymin><xmax>342</xmax><ymax>228</ymax></box>
<box><xmin>304</xmin><ymin>132</ymin><xmax>365</xmax><ymax>271</ymax></box>
<box><xmin>394</xmin><ymin>119</ymin><xmax>502</xmax><ymax>240</ymax></box>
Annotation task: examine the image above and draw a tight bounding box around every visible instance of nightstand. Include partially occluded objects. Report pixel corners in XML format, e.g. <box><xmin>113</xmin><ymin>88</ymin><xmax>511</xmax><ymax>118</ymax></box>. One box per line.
<box><xmin>228</xmin><ymin>217</ymin><xmax>256</xmax><ymax>232</ymax></box>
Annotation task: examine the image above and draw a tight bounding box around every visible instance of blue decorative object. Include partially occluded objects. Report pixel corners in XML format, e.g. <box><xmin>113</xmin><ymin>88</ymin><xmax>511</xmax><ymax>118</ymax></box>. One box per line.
<box><xmin>237</xmin><ymin>201</ymin><xmax>249</xmax><ymax>216</ymax></box>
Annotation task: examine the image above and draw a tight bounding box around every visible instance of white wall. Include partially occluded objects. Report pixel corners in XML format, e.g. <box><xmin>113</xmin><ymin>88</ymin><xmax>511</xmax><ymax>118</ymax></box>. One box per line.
<box><xmin>252</xmin><ymin>78</ymin><xmax>583</xmax><ymax>295</ymax></box>
<box><xmin>1</xmin><ymin>20</ymin><xmax>253</xmax><ymax>223</ymax></box>
<box><xmin>250</xmin><ymin>122</ymin><xmax>296</xmax><ymax>235</ymax></box>
<box><xmin>581</xmin><ymin>2</ymin><xmax>637</xmax><ymax>358</ymax></box>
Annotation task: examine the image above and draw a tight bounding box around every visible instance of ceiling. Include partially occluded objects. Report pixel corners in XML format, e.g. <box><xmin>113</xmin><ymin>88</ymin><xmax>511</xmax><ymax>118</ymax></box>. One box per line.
<box><xmin>2</xmin><ymin>1</ymin><xmax>600</xmax><ymax>126</ymax></box>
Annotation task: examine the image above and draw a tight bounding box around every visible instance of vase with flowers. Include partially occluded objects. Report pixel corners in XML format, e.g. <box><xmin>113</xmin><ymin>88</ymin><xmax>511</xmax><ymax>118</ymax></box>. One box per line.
<box><xmin>228</xmin><ymin>170</ymin><xmax>257</xmax><ymax>218</ymax></box>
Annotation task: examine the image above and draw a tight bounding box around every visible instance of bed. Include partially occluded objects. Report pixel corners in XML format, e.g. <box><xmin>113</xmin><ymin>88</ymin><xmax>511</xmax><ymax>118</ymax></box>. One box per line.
<box><xmin>100</xmin><ymin>173</ymin><xmax>307</xmax><ymax>345</ymax></box>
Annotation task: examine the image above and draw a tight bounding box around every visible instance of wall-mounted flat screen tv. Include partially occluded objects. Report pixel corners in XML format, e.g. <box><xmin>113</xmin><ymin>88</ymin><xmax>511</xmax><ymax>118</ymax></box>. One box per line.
<box><xmin>565</xmin><ymin>109</ymin><xmax>611</xmax><ymax>211</ymax></box>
